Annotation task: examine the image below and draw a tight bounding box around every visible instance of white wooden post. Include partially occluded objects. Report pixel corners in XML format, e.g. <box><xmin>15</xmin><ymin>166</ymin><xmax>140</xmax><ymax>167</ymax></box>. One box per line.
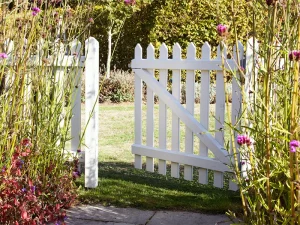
<box><xmin>171</xmin><ymin>43</ymin><xmax>181</xmax><ymax>178</ymax></box>
<box><xmin>146</xmin><ymin>44</ymin><xmax>155</xmax><ymax>172</ymax></box>
<box><xmin>134</xmin><ymin>44</ymin><xmax>143</xmax><ymax>169</ymax></box>
<box><xmin>70</xmin><ymin>39</ymin><xmax>83</xmax><ymax>162</ymax></box>
<box><xmin>214</xmin><ymin>43</ymin><xmax>227</xmax><ymax>188</ymax></box>
<box><xmin>184</xmin><ymin>43</ymin><xmax>196</xmax><ymax>181</ymax></box>
<box><xmin>229</xmin><ymin>41</ymin><xmax>244</xmax><ymax>191</ymax></box>
<box><xmin>84</xmin><ymin>37</ymin><xmax>99</xmax><ymax>188</ymax></box>
<box><xmin>199</xmin><ymin>42</ymin><xmax>211</xmax><ymax>185</ymax></box>
<box><xmin>158</xmin><ymin>43</ymin><xmax>168</xmax><ymax>175</ymax></box>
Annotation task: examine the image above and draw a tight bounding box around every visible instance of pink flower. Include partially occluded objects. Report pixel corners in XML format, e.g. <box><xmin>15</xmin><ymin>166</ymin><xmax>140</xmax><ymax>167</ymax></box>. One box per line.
<box><xmin>0</xmin><ymin>53</ymin><xmax>8</xmax><ymax>59</ymax></box>
<box><xmin>289</xmin><ymin>50</ymin><xmax>300</xmax><ymax>61</ymax></box>
<box><xmin>32</xmin><ymin>7</ymin><xmax>41</xmax><ymax>16</ymax></box>
<box><xmin>217</xmin><ymin>24</ymin><xmax>228</xmax><ymax>36</ymax></box>
<box><xmin>237</xmin><ymin>134</ymin><xmax>254</xmax><ymax>146</ymax></box>
<box><xmin>290</xmin><ymin>140</ymin><xmax>300</xmax><ymax>152</ymax></box>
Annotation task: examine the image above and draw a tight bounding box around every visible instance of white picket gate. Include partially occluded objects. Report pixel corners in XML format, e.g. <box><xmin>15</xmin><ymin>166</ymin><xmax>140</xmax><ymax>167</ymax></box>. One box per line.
<box><xmin>131</xmin><ymin>40</ymin><xmax>248</xmax><ymax>190</ymax></box>
<box><xmin>3</xmin><ymin>37</ymin><xmax>99</xmax><ymax>188</ymax></box>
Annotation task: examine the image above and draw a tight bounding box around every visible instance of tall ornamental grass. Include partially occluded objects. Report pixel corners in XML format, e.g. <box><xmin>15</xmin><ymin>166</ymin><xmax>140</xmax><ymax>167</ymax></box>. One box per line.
<box><xmin>0</xmin><ymin>1</ymin><xmax>92</xmax><ymax>224</ymax></box>
<box><xmin>222</xmin><ymin>0</ymin><xmax>300</xmax><ymax>224</ymax></box>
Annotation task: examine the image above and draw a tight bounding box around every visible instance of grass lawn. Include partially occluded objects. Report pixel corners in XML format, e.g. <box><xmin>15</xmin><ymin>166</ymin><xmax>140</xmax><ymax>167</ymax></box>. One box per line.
<box><xmin>74</xmin><ymin>103</ymin><xmax>242</xmax><ymax>214</ymax></box>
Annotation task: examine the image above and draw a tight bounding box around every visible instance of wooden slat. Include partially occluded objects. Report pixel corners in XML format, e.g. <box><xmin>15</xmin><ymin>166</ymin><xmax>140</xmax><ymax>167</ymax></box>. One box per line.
<box><xmin>146</xmin><ymin>44</ymin><xmax>155</xmax><ymax>172</ymax></box>
<box><xmin>132</xmin><ymin>144</ymin><xmax>231</xmax><ymax>172</ymax></box>
<box><xmin>133</xmin><ymin>44</ymin><xmax>143</xmax><ymax>169</ymax></box>
<box><xmin>171</xmin><ymin>43</ymin><xmax>181</xmax><ymax>178</ymax></box>
<box><xmin>158</xmin><ymin>43</ymin><xmax>168</xmax><ymax>175</ymax></box>
<box><xmin>199</xmin><ymin>42</ymin><xmax>211</xmax><ymax>185</ymax></box>
<box><xmin>70</xmin><ymin>40</ymin><xmax>83</xmax><ymax>162</ymax></box>
<box><xmin>131</xmin><ymin>58</ymin><xmax>238</xmax><ymax>71</ymax></box>
<box><xmin>213</xmin><ymin>43</ymin><xmax>227</xmax><ymax>188</ymax></box>
<box><xmin>184</xmin><ymin>43</ymin><xmax>196</xmax><ymax>181</ymax></box>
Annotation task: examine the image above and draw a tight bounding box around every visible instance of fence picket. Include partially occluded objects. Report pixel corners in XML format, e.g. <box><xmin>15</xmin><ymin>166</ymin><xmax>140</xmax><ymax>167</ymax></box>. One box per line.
<box><xmin>229</xmin><ymin>41</ymin><xmax>244</xmax><ymax>191</ymax></box>
<box><xmin>146</xmin><ymin>44</ymin><xmax>155</xmax><ymax>172</ymax></box>
<box><xmin>134</xmin><ymin>44</ymin><xmax>143</xmax><ymax>169</ymax></box>
<box><xmin>213</xmin><ymin>43</ymin><xmax>227</xmax><ymax>188</ymax></box>
<box><xmin>171</xmin><ymin>43</ymin><xmax>181</xmax><ymax>178</ymax></box>
<box><xmin>199</xmin><ymin>42</ymin><xmax>211</xmax><ymax>184</ymax></box>
<box><xmin>84</xmin><ymin>37</ymin><xmax>99</xmax><ymax>188</ymax></box>
<box><xmin>158</xmin><ymin>43</ymin><xmax>168</xmax><ymax>175</ymax></box>
<box><xmin>184</xmin><ymin>43</ymin><xmax>196</xmax><ymax>181</ymax></box>
<box><xmin>70</xmin><ymin>39</ymin><xmax>82</xmax><ymax>160</ymax></box>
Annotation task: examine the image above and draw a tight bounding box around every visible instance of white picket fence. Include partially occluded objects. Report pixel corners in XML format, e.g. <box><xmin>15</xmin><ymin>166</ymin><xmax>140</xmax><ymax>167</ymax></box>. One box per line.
<box><xmin>130</xmin><ymin>39</ymin><xmax>256</xmax><ymax>190</ymax></box>
<box><xmin>3</xmin><ymin>37</ymin><xmax>99</xmax><ymax>188</ymax></box>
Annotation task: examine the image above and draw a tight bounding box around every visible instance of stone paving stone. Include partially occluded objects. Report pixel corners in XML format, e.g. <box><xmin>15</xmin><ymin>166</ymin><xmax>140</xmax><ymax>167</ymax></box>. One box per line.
<box><xmin>147</xmin><ymin>211</ymin><xmax>232</xmax><ymax>225</ymax></box>
<box><xmin>66</xmin><ymin>204</ymin><xmax>155</xmax><ymax>225</ymax></box>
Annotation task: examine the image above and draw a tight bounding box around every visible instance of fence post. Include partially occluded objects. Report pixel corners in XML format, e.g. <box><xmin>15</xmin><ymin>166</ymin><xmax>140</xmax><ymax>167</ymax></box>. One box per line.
<box><xmin>84</xmin><ymin>37</ymin><xmax>99</xmax><ymax>188</ymax></box>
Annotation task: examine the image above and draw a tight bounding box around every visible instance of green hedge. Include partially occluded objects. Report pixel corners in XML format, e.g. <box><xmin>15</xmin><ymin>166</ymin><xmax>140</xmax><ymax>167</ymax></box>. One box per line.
<box><xmin>91</xmin><ymin>0</ymin><xmax>257</xmax><ymax>71</ymax></box>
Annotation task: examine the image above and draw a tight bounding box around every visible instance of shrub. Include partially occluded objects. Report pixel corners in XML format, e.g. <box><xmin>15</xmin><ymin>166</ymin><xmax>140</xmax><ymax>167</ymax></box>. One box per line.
<box><xmin>0</xmin><ymin>139</ymin><xmax>79</xmax><ymax>224</ymax></box>
<box><xmin>99</xmin><ymin>69</ymin><xmax>135</xmax><ymax>103</ymax></box>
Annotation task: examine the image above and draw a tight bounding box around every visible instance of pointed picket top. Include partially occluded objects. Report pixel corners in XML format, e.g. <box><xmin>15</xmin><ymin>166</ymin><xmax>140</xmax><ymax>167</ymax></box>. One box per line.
<box><xmin>186</xmin><ymin>43</ymin><xmax>196</xmax><ymax>60</ymax></box>
<box><xmin>70</xmin><ymin>39</ymin><xmax>82</xmax><ymax>56</ymax></box>
<box><xmin>217</xmin><ymin>42</ymin><xmax>227</xmax><ymax>59</ymax></box>
<box><xmin>173</xmin><ymin>43</ymin><xmax>182</xmax><ymax>60</ymax></box>
<box><xmin>4</xmin><ymin>39</ymin><xmax>14</xmax><ymax>55</ymax></box>
<box><xmin>147</xmin><ymin>43</ymin><xmax>155</xmax><ymax>60</ymax></box>
<box><xmin>134</xmin><ymin>44</ymin><xmax>142</xmax><ymax>60</ymax></box>
<box><xmin>233</xmin><ymin>41</ymin><xmax>244</xmax><ymax>60</ymax></box>
<box><xmin>85</xmin><ymin>37</ymin><xmax>99</xmax><ymax>59</ymax></box>
<box><xmin>159</xmin><ymin>43</ymin><xmax>168</xmax><ymax>59</ymax></box>
<box><xmin>201</xmin><ymin>42</ymin><xmax>211</xmax><ymax>60</ymax></box>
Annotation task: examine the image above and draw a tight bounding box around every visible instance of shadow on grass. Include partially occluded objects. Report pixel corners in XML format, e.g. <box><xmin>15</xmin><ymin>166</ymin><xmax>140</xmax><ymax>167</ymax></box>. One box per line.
<box><xmin>75</xmin><ymin>161</ymin><xmax>242</xmax><ymax>214</ymax></box>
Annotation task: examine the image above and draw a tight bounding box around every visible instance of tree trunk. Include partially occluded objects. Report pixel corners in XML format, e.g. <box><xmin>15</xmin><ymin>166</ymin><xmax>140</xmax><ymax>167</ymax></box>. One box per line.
<box><xmin>106</xmin><ymin>28</ymin><xmax>112</xmax><ymax>78</ymax></box>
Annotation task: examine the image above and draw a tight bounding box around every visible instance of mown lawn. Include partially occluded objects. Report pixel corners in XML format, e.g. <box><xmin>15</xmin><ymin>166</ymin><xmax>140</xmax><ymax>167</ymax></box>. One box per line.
<box><xmin>74</xmin><ymin>103</ymin><xmax>242</xmax><ymax>214</ymax></box>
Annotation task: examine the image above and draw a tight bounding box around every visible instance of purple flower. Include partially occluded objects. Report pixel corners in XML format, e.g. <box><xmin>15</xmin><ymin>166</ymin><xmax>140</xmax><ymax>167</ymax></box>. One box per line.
<box><xmin>290</xmin><ymin>140</ymin><xmax>300</xmax><ymax>152</ymax></box>
<box><xmin>21</xmin><ymin>188</ymin><xmax>26</xmax><ymax>192</ymax></box>
<box><xmin>290</xmin><ymin>146</ymin><xmax>296</xmax><ymax>153</ymax></box>
<box><xmin>32</xmin><ymin>7</ymin><xmax>41</xmax><ymax>16</ymax></box>
<box><xmin>217</xmin><ymin>24</ymin><xmax>228</xmax><ymax>36</ymax></box>
<box><xmin>237</xmin><ymin>134</ymin><xmax>254</xmax><ymax>146</ymax></box>
<box><xmin>30</xmin><ymin>185</ymin><xmax>36</xmax><ymax>193</ymax></box>
<box><xmin>0</xmin><ymin>53</ymin><xmax>8</xmax><ymax>59</ymax></box>
<box><xmin>1</xmin><ymin>166</ymin><xmax>6</xmax><ymax>173</ymax></box>
<box><xmin>289</xmin><ymin>50</ymin><xmax>300</xmax><ymax>61</ymax></box>
<box><xmin>77</xmin><ymin>149</ymin><xmax>81</xmax><ymax>153</ymax></box>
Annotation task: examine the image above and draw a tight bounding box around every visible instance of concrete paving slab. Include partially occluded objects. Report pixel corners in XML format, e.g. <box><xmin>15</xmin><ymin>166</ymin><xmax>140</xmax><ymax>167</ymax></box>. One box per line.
<box><xmin>66</xmin><ymin>204</ymin><xmax>155</xmax><ymax>224</ymax></box>
<box><xmin>65</xmin><ymin>217</ymin><xmax>136</xmax><ymax>225</ymax></box>
<box><xmin>147</xmin><ymin>211</ymin><xmax>232</xmax><ymax>225</ymax></box>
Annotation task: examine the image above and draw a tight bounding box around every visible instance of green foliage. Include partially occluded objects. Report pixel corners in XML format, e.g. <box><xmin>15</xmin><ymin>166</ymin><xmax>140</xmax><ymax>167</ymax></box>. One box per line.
<box><xmin>90</xmin><ymin>0</ymin><xmax>256</xmax><ymax>71</ymax></box>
